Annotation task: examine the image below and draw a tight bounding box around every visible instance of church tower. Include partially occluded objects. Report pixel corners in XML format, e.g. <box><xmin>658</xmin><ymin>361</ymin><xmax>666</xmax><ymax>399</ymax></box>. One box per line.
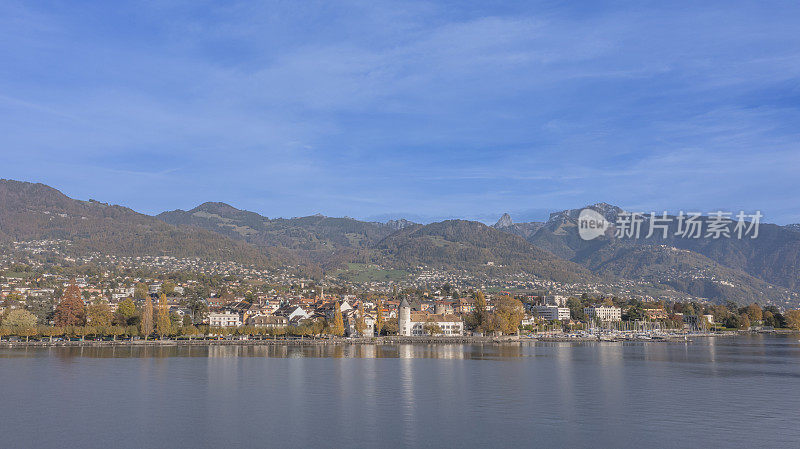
<box><xmin>398</xmin><ymin>297</ymin><xmax>411</xmax><ymax>336</ymax></box>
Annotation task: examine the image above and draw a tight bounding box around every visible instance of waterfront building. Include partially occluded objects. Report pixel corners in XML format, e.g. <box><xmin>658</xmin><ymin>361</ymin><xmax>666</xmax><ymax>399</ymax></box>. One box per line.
<box><xmin>532</xmin><ymin>305</ymin><xmax>571</xmax><ymax>321</ymax></box>
<box><xmin>247</xmin><ymin>315</ymin><xmax>288</xmax><ymax>328</ymax></box>
<box><xmin>398</xmin><ymin>298</ymin><xmax>412</xmax><ymax>336</ymax></box>
<box><xmin>398</xmin><ymin>298</ymin><xmax>464</xmax><ymax>336</ymax></box>
<box><xmin>208</xmin><ymin>311</ymin><xmax>242</xmax><ymax>327</ymax></box>
<box><xmin>584</xmin><ymin>305</ymin><xmax>622</xmax><ymax>322</ymax></box>
<box><xmin>644</xmin><ymin>307</ymin><xmax>668</xmax><ymax>320</ymax></box>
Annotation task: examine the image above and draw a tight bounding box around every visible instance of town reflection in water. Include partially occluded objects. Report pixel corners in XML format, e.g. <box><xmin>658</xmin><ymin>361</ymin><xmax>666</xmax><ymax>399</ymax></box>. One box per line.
<box><xmin>12</xmin><ymin>342</ymin><xmax>540</xmax><ymax>360</ymax></box>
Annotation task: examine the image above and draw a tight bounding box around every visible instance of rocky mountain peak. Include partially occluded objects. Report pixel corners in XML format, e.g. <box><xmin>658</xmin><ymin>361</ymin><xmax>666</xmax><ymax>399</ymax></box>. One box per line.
<box><xmin>493</xmin><ymin>213</ymin><xmax>513</xmax><ymax>228</ymax></box>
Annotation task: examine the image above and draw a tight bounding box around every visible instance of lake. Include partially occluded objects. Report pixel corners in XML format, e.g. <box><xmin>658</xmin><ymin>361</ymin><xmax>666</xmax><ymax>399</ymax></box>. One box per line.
<box><xmin>1</xmin><ymin>335</ymin><xmax>799</xmax><ymax>448</ymax></box>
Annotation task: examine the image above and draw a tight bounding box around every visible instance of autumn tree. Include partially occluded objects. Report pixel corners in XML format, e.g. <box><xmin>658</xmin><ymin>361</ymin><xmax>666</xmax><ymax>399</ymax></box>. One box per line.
<box><xmin>41</xmin><ymin>325</ymin><xmax>60</xmax><ymax>342</ymax></box>
<box><xmin>140</xmin><ymin>295</ymin><xmax>153</xmax><ymax>339</ymax></box>
<box><xmin>54</xmin><ymin>284</ymin><xmax>86</xmax><ymax>326</ymax></box>
<box><xmin>745</xmin><ymin>303</ymin><xmax>763</xmax><ymax>323</ymax></box>
<box><xmin>87</xmin><ymin>300</ymin><xmax>113</xmax><ymax>328</ymax></box>
<box><xmin>490</xmin><ymin>296</ymin><xmax>525</xmax><ymax>335</ymax></box>
<box><xmin>468</xmin><ymin>290</ymin><xmax>488</xmax><ymax>331</ymax></box>
<box><xmin>710</xmin><ymin>304</ymin><xmax>731</xmax><ymax>324</ymax></box>
<box><xmin>375</xmin><ymin>298</ymin><xmax>384</xmax><ymax>335</ymax></box>
<box><xmin>725</xmin><ymin>313</ymin><xmax>751</xmax><ymax>330</ymax></box>
<box><xmin>331</xmin><ymin>301</ymin><xmax>345</xmax><ymax>337</ymax></box>
<box><xmin>3</xmin><ymin>309</ymin><xmax>37</xmax><ymax>328</ymax></box>
<box><xmin>309</xmin><ymin>318</ymin><xmax>325</xmax><ymax>337</ymax></box>
<box><xmin>786</xmin><ymin>310</ymin><xmax>800</xmax><ymax>331</ymax></box>
<box><xmin>382</xmin><ymin>317</ymin><xmax>398</xmax><ymax>335</ymax></box>
<box><xmin>6</xmin><ymin>310</ymin><xmax>39</xmax><ymax>341</ymax></box>
<box><xmin>156</xmin><ymin>293</ymin><xmax>172</xmax><ymax>338</ymax></box>
<box><xmin>114</xmin><ymin>297</ymin><xmax>137</xmax><ymax>326</ymax></box>
<box><xmin>355</xmin><ymin>305</ymin><xmax>366</xmax><ymax>336</ymax></box>
<box><xmin>762</xmin><ymin>310</ymin><xmax>775</xmax><ymax>328</ymax></box>
<box><xmin>181</xmin><ymin>325</ymin><xmax>199</xmax><ymax>340</ymax></box>
<box><xmin>739</xmin><ymin>314</ymin><xmax>751</xmax><ymax>330</ymax></box>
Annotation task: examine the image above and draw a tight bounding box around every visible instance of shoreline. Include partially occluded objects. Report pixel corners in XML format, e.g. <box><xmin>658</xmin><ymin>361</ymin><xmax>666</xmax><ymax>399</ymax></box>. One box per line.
<box><xmin>1</xmin><ymin>332</ymin><xmax>786</xmax><ymax>348</ymax></box>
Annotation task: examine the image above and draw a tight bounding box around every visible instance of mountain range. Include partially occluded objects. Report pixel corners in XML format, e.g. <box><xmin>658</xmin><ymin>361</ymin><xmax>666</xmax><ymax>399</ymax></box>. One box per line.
<box><xmin>492</xmin><ymin>204</ymin><xmax>800</xmax><ymax>292</ymax></box>
<box><xmin>0</xmin><ymin>180</ymin><xmax>276</xmax><ymax>266</ymax></box>
<box><xmin>2</xmin><ymin>179</ymin><xmax>798</xmax><ymax>306</ymax></box>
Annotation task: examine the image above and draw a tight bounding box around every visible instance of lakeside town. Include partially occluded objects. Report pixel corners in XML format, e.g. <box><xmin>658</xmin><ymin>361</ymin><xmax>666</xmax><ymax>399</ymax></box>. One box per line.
<box><xmin>2</xmin><ymin>245</ymin><xmax>799</xmax><ymax>344</ymax></box>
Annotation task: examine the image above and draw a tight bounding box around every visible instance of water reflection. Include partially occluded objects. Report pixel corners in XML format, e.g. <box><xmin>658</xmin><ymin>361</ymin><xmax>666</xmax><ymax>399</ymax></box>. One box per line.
<box><xmin>2</xmin><ymin>336</ymin><xmax>800</xmax><ymax>449</ymax></box>
<box><xmin>2</xmin><ymin>337</ymin><xmax>799</xmax><ymax>363</ymax></box>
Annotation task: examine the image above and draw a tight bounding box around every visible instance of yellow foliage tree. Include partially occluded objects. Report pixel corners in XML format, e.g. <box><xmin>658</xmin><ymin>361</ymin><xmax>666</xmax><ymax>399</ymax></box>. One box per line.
<box><xmin>375</xmin><ymin>298</ymin><xmax>384</xmax><ymax>335</ymax></box>
<box><xmin>140</xmin><ymin>295</ymin><xmax>153</xmax><ymax>339</ymax></box>
<box><xmin>331</xmin><ymin>301</ymin><xmax>345</xmax><ymax>336</ymax></box>
<box><xmin>786</xmin><ymin>309</ymin><xmax>800</xmax><ymax>331</ymax></box>
<box><xmin>156</xmin><ymin>293</ymin><xmax>172</xmax><ymax>338</ymax></box>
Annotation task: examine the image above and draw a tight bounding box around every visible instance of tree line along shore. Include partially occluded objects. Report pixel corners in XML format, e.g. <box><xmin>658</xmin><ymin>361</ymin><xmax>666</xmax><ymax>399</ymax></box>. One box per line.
<box><xmin>4</xmin><ymin>283</ymin><xmax>800</xmax><ymax>344</ymax></box>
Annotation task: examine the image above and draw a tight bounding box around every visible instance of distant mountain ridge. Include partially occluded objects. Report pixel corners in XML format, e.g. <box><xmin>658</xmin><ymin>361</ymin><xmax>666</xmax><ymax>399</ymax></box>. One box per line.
<box><xmin>492</xmin><ymin>203</ymin><xmax>800</xmax><ymax>305</ymax></box>
<box><xmin>0</xmin><ymin>180</ymin><xmax>279</xmax><ymax>266</ymax></box>
<box><xmin>375</xmin><ymin>219</ymin><xmax>597</xmax><ymax>282</ymax></box>
<box><xmin>158</xmin><ymin>202</ymin><xmax>394</xmax><ymax>250</ymax></box>
<box><xmin>2</xmin><ymin>179</ymin><xmax>799</xmax><ymax>306</ymax></box>
<box><xmin>492</xmin><ymin>213</ymin><xmax>545</xmax><ymax>239</ymax></box>
<box><xmin>157</xmin><ymin>203</ymin><xmax>588</xmax><ymax>280</ymax></box>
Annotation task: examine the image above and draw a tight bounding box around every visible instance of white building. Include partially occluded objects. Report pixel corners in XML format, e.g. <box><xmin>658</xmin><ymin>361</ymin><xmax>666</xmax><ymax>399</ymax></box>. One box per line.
<box><xmin>584</xmin><ymin>305</ymin><xmax>622</xmax><ymax>322</ymax></box>
<box><xmin>273</xmin><ymin>304</ymin><xmax>311</xmax><ymax>322</ymax></box>
<box><xmin>532</xmin><ymin>305</ymin><xmax>571</xmax><ymax>321</ymax></box>
<box><xmin>208</xmin><ymin>311</ymin><xmax>242</xmax><ymax>327</ymax></box>
<box><xmin>544</xmin><ymin>295</ymin><xmax>569</xmax><ymax>306</ymax></box>
<box><xmin>398</xmin><ymin>298</ymin><xmax>464</xmax><ymax>336</ymax></box>
<box><xmin>248</xmin><ymin>315</ymin><xmax>288</xmax><ymax>328</ymax></box>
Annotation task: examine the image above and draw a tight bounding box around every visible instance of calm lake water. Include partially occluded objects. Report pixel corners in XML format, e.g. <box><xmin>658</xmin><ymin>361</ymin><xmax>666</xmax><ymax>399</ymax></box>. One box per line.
<box><xmin>1</xmin><ymin>335</ymin><xmax>799</xmax><ymax>448</ymax></box>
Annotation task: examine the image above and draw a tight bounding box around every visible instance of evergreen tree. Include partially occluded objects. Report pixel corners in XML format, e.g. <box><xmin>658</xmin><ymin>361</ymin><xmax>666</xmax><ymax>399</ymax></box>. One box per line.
<box><xmin>25</xmin><ymin>295</ymin><xmax>57</xmax><ymax>325</ymax></box>
<box><xmin>134</xmin><ymin>283</ymin><xmax>149</xmax><ymax>300</ymax></box>
<box><xmin>115</xmin><ymin>298</ymin><xmax>137</xmax><ymax>325</ymax></box>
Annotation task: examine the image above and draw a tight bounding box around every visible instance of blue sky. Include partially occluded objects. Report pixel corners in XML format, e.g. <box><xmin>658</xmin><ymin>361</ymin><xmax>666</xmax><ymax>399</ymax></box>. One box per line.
<box><xmin>1</xmin><ymin>1</ymin><xmax>799</xmax><ymax>224</ymax></box>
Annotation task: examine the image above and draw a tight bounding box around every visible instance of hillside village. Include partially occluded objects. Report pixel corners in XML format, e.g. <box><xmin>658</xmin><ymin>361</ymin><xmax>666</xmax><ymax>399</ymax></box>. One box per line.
<box><xmin>2</xmin><ymin>243</ymin><xmax>798</xmax><ymax>341</ymax></box>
